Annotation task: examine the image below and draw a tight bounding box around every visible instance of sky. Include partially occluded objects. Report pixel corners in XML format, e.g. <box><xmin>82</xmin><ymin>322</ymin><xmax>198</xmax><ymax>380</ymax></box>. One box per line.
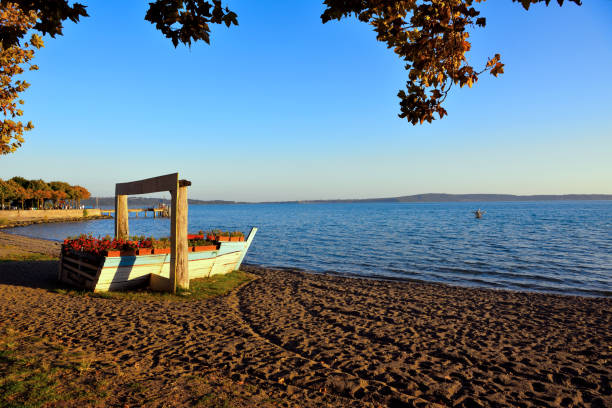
<box><xmin>1</xmin><ymin>0</ymin><xmax>611</xmax><ymax>201</ymax></box>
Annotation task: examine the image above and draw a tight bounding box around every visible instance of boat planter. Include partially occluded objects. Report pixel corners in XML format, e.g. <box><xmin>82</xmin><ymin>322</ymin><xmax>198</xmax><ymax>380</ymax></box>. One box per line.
<box><xmin>217</xmin><ymin>236</ymin><xmax>230</xmax><ymax>242</ymax></box>
<box><xmin>121</xmin><ymin>249</ymin><xmax>137</xmax><ymax>256</ymax></box>
<box><xmin>229</xmin><ymin>236</ymin><xmax>244</xmax><ymax>242</ymax></box>
<box><xmin>137</xmin><ymin>248</ymin><xmax>152</xmax><ymax>255</ymax></box>
<box><xmin>58</xmin><ymin>228</ymin><xmax>257</xmax><ymax>292</ymax></box>
<box><xmin>105</xmin><ymin>250</ymin><xmax>121</xmax><ymax>257</ymax></box>
<box><xmin>192</xmin><ymin>245</ymin><xmax>218</xmax><ymax>252</ymax></box>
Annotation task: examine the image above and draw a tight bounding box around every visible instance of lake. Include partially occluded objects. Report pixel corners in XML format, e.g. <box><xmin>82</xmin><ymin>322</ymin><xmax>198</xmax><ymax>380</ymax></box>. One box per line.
<box><xmin>7</xmin><ymin>201</ymin><xmax>612</xmax><ymax>297</ymax></box>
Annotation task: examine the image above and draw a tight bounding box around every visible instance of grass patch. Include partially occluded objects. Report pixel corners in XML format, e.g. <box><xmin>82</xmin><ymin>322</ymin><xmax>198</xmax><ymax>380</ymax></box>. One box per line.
<box><xmin>0</xmin><ymin>242</ymin><xmax>58</xmax><ymax>263</ymax></box>
<box><xmin>188</xmin><ymin>270</ymin><xmax>254</xmax><ymax>299</ymax></box>
<box><xmin>0</xmin><ymin>252</ymin><xmax>57</xmax><ymax>263</ymax></box>
<box><xmin>0</xmin><ymin>328</ymin><xmax>103</xmax><ymax>408</ymax></box>
<box><xmin>53</xmin><ymin>270</ymin><xmax>255</xmax><ymax>302</ymax></box>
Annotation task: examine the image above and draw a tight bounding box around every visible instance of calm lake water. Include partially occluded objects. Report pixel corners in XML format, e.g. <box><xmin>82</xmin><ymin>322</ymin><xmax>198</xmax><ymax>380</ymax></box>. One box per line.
<box><xmin>7</xmin><ymin>201</ymin><xmax>612</xmax><ymax>297</ymax></box>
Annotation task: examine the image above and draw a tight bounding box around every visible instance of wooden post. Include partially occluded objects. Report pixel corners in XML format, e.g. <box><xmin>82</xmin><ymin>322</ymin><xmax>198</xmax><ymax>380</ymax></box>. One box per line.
<box><xmin>175</xmin><ymin>185</ymin><xmax>189</xmax><ymax>290</ymax></box>
<box><xmin>115</xmin><ymin>195</ymin><xmax>129</xmax><ymax>239</ymax></box>
<box><xmin>170</xmin><ymin>183</ymin><xmax>190</xmax><ymax>292</ymax></box>
<box><xmin>169</xmin><ymin>188</ymin><xmax>178</xmax><ymax>293</ymax></box>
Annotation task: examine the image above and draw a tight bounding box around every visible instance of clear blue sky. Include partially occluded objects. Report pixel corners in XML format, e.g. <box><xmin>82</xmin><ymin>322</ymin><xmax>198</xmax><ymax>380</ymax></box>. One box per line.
<box><xmin>1</xmin><ymin>0</ymin><xmax>610</xmax><ymax>201</ymax></box>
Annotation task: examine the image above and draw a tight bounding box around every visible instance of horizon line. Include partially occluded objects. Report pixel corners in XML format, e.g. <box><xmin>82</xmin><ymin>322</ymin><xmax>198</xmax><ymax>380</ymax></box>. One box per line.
<box><xmin>85</xmin><ymin>193</ymin><xmax>612</xmax><ymax>205</ymax></box>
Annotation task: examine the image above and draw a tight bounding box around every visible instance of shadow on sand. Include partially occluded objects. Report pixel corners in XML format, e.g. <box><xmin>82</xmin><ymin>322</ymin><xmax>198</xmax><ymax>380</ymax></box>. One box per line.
<box><xmin>0</xmin><ymin>260</ymin><xmax>68</xmax><ymax>291</ymax></box>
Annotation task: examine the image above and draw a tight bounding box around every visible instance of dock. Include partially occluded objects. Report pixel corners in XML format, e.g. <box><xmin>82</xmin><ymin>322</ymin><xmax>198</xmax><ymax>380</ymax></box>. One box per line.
<box><xmin>100</xmin><ymin>207</ymin><xmax>170</xmax><ymax>218</ymax></box>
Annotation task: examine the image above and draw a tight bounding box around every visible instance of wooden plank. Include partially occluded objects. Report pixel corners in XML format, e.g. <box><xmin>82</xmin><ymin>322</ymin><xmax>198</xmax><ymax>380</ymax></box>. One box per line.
<box><xmin>62</xmin><ymin>272</ymin><xmax>85</xmax><ymax>288</ymax></box>
<box><xmin>96</xmin><ymin>268</ymin><xmax>156</xmax><ymax>284</ymax></box>
<box><xmin>95</xmin><ymin>275</ymin><xmax>150</xmax><ymax>292</ymax></box>
<box><xmin>188</xmin><ymin>250</ymin><xmax>219</xmax><ymax>261</ymax></box>
<box><xmin>217</xmin><ymin>242</ymin><xmax>247</xmax><ymax>256</ymax></box>
<box><xmin>62</xmin><ymin>255</ymin><xmax>100</xmax><ymax>272</ymax></box>
<box><xmin>62</xmin><ymin>263</ymin><xmax>96</xmax><ymax>281</ymax></box>
<box><xmin>210</xmin><ymin>251</ymin><xmax>242</xmax><ymax>276</ymax></box>
<box><xmin>101</xmin><ymin>253</ymin><xmax>169</xmax><ymax>267</ymax></box>
<box><xmin>115</xmin><ymin>173</ymin><xmax>179</xmax><ymax>196</ymax></box>
<box><xmin>89</xmin><ymin>261</ymin><xmax>103</xmax><ymax>290</ymax></box>
<box><xmin>187</xmin><ymin>257</ymin><xmax>215</xmax><ymax>279</ymax></box>
<box><xmin>58</xmin><ymin>253</ymin><xmax>64</xmax><ymax>281</ymax></box>
<box><xmin>234</xmin><ymin>227</ymin><xmax>258</xmax><ymax>270</ymax></box>
<box><xmin>115</xmin><ymin>195</ymin><xmax>129</xmax><ymax>239</ymax></box>
<box><xmin>175</xmin><ymin>185</ymin><xmax>189</xmax><ymax>290</ymax></box>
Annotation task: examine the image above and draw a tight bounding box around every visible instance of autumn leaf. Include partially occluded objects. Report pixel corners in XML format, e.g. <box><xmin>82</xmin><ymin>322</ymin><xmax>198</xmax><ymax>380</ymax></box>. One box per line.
<box><xmin>0</xmin><ymin>3</ymin><xmax>43</xmax><ymax>154</ymax></box>
<box><xmin>322</xmin><ymin>0</ymin><xmax>580</xmax><ymax>125</ymax></box>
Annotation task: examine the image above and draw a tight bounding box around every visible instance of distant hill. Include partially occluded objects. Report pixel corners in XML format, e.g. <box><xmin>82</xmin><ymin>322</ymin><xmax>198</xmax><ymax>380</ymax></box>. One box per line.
<box><xmin>83</xmin><ymin>193</ymin><xmax>611</xmax><ymax>208</ymax></box>
<box><xmin>293</xmin><ymin>193</ymin><xmax>612</xmax><ymax>204</ymax></box>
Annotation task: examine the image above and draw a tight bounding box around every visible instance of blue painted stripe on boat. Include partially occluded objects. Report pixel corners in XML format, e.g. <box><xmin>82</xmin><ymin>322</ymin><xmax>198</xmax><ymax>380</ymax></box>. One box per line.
<box><xmin>102</xmin><ymin>254</ymin><xmax>169</xmax><ymax>267</ymax></box>
<box><xmin>218</xmin><ymin>242</ymin><xmax>246</xmax><ymax>255</ymax></box>
<box><xmin>101</xmin><ymin>250</ymin><xmax>242</xmax><ymax>268</ymax></box>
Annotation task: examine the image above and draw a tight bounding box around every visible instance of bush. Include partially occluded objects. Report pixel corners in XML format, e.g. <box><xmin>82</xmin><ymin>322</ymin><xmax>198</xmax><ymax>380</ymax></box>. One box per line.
<box><xmin>82</xmin><ymin>209</ymin><xmax>88</xmax><ymax>217</ymax></box>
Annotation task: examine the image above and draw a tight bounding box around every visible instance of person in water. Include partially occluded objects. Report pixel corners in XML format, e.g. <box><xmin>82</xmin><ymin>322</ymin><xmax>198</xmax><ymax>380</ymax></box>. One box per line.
<box><xmin>474</xmin><ymin>209</ymin><xmax>485</xmax><ymax>218</ymax></box>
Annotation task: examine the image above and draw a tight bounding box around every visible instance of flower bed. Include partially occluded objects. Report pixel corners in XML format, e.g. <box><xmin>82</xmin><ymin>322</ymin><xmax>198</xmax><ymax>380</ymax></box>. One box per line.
<box><xmin>62</xmin><ymin>234</ymin><xmax>151</xmax><ymax>260</ymax></box>
<box><xmin>62</xmin><ymin>230</ymin><xmax>243</xmax><ymax>260</ymax></box>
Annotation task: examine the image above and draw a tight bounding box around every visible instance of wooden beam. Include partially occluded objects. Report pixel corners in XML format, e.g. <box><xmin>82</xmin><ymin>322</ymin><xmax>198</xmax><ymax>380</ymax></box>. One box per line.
<box><xmin>169</xmin><ymin>181</ymin><xmax>179</xmax><ymax>293</ymax></box>
<box><xmin>115</xmin><ymin>195</ymin><xmax>129</xmax><ymax>239</ymax></box>
<box><xmin>115</xmin><ymin>173</ymin><xmax>179</xmax><ymax>196</ymax></box>
<box><xmin>175</xmin><ymin>185</ymin><xmax>189</xmax><ymax>290</ymax></box>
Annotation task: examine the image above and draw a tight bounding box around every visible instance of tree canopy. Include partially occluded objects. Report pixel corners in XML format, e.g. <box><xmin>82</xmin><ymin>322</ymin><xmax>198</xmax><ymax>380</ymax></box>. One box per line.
<box><xmin>0</xmin><ymin>176</ymin><xmax>90</xmax><ymax>209</ymax></box>
<box><xmin>0</xmin><ymin>0</ymin><xmax>581</xmax><ymax>154</ymax></box>
<box><xmin>0</xmin><ymin>2</ymin><xmax>43</xmax><ymax>154</ymax></box>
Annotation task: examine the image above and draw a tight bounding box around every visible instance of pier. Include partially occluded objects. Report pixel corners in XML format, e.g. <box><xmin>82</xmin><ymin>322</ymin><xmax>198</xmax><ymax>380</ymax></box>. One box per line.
<box><xmin>100</xmin><ymin>207</ymin><xmax>170</xmax><ymax>218</ymax></box>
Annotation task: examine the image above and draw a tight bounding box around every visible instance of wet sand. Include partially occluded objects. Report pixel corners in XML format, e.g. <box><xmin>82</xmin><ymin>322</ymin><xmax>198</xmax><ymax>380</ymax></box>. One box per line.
<box><xmin>0</xmin><ymin>231</ymin><xmax>611</xmax><ymax>407</ymax></box>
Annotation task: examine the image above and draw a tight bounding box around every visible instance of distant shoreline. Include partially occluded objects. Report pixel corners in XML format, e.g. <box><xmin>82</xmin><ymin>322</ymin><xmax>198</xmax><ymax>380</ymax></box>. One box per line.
<box><xmin>83</xmin><ymin>194</ymin><xmax>612</xmax><ymax>207</ymax></box>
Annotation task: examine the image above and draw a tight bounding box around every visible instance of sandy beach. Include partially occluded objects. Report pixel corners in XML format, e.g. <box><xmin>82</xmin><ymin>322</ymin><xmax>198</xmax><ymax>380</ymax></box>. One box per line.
<box><xmin>0</xmin><ymin>231</ymin><xmax>611</xmax><ymax>407</ymax></box>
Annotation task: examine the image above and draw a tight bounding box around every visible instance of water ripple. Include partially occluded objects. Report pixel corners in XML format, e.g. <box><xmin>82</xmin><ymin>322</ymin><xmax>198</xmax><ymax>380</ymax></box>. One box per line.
<box><xmin>6</xmin><ymin>200</ymin><xmax>612</xmax><ymax>297</ymax></box>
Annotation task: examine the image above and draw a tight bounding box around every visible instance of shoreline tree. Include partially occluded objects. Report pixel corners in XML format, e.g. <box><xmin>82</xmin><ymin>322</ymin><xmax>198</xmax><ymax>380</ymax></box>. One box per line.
<box><xmin>0</xmin><ymin>0</ymin><xmax>581</xmax><ymax>154</ymax></box>
<box><xmin>0</xmin><ymin>177</ymin><xmax>90</xmax><ymax>209</ymax></box>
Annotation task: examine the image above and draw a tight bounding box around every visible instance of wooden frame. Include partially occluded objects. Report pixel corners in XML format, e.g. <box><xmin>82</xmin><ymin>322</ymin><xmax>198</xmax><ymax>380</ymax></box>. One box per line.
<box><xmin>114</xmin><ymin>173</ymin><xmax>191</xmax><ymax>293</ymax></box>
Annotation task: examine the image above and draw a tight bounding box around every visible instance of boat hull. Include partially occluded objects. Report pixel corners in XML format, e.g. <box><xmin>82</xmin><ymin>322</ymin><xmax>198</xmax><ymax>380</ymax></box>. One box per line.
<box><xmin>58</xmin><ymin>228</ymin><xmax>257</xmax><ymax>292</ymax></box>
